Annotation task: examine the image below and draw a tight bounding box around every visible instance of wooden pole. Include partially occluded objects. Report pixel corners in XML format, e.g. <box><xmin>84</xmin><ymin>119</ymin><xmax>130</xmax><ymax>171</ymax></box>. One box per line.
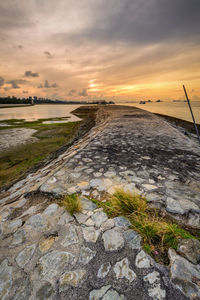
<box><xmin>183</xmin><ymin>85</ymin><xmax>200</xmax><ymax>144</ymax></box>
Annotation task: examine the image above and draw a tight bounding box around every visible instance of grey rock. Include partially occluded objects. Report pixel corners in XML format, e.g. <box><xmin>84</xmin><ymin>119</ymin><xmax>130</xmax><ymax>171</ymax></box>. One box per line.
<box><xmin>8</xmin><ymin>219</ymin><xmax>22</xmax><ymax>232</ymax></box>
<box><xmin>102</xmin><ymin>228</ymin><xmax>124</xmax><ymax>251</ymax></box>
<box><xmin>123</xmin><ymin>229</ymin><xmax>141</xmax><ymax>250</ymax></box>
<box><xmin>104</xmin><ymin>171</ymin><xmax>116</xmax><ymax>178</ymax></box>
<box><xmin>82</xmin><ymin>227</ymin><xmax>100</xmax><ymax>243</ymax></box>
<box><xmin>168</xmin><ymin>248</ymin><xmax>200</xmax><ymax>299</ymax></box>
<box><xmin>113</xmin><ymin>258</ymin><xmax>136</xmax><ymax>282</ymax></box>
<box><xmin>11</xmin><ymin>229</ymin><xmax>26</xmax><ymax>246</ymax></box>
<box><xmin>146</xmin><ymin>193</ymin><xmax>161</xmax><ymax>202</ymax></box>
<box><xmin>16</xmin><ymin>244</ymin><xmax>36</xmax><ymax>268</ymax></box>
<box><xmin>43</xmin><ymin>203</ymin><xmax>59</xmax><ymax>216</ymax></box>
<box><xmin>135</xmin><ymin>250</ymin><xmax>151</xmax><ymax>268</ymax></box>
<box><xmin>25</xmin><ymin>214</ymin><xmax>49</xmax><ymax>232</ymax></box>
<box><xmin>97</xmin><ymin>262</ymin><xmax>111</xmax><ymax>278</ymax></box>
<box><xmin>79</xmin><ymin>246</ymin><xmax>96</xmax><ymax>265</ymax></box>
<box><xmin>187</xmin><ymin>213</ymin><xmax>200</xmax><ymax>228</ymax></box>
<box><xmin>91</xmin><ymin>211</ymin><xmax>108</xmax><ymax>228</ymax></box>
<box><xmin>89</xmin><ymin>285</ymin><xmax>111</xmax><ymax>300</ymax></box>
<box><xmin>144</xmin><ymin>271</ymin><xmax>166</xmax><ymax>300</ymax></box>
<box><xmin>142</xmin><ymin>184</ymin><xmax>157</xmax><ymax>191</ymax></box>
<box><xmin>100</xmin><ymin>219</ymin><xmax>115</xmax><ymax>232</ymax></box>
<box><xmin>90</xmin><ymin>179</ymin><xmax>102</xmax><ymax>189</ymax></box>
<box><xmin>102</xmin><ymin>289</ymin><xmax>126</xmax><ymax>300</ymax></box>
<box><xmin>59</xmin><ymin>269</ymin><xmax>86</xmax><ymax>291</ymax></box>
<box><xmin>114</xmin><ymin>216</ymin><xmax>131</xmax><ymax>230</ymax></box>
<box><xmin>58</xmin><ymin>211</ymin><xmax>74</xmax><ymax>225</ymax></box>
<box><xmin>177</xmin><ymin>239</ymin><xmax>200</xmax><ymax>264</ymax></box>
<box><xmin>60</xmin><ymin>224</ymin><xmax>79</xmax><ymax>247</ymax></box>
<box><xmin>38</xmin><ymin>251</ymin><xmax>75</xmax><ymax>281</ymax></box>
<box><xmin>166</xmin><ymin>198</ymin><xmax>185</xmax><ymax>215</ymax></box>
<box><xmin>13</xmin><ymin>277</ymin><xmax>32</xmax><ymax>300</ymax></box>
<box><xmin>0</xmin><ymin>259</ymin><xmax>12</xmax><ymax>300</ymax></box>
<box><xmin>74</xmin><ymin>212</ymin><xmax>89</xmax><ymax>224</ymax></box>
<box><xmin>179</xmin><ymin>199</ymin><xmax>200</xmax><ymax>213</ymax></box>
<box><xmin>36</xmin><ymin>282</ymin><xmax>54</xmax><ymax>300</ymax></box>
<box><xmin>81</xmin><ymin>197</ymin><xmax>97</xmax><ymax>211</ymax></box>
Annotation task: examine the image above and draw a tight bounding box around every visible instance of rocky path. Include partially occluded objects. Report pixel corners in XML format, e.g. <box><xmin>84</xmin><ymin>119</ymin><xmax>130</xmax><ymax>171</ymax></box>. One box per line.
<box><xmin>0</xmin><ymin>105</ymin><xmax>200</xmax><ymax>299</ymax></box>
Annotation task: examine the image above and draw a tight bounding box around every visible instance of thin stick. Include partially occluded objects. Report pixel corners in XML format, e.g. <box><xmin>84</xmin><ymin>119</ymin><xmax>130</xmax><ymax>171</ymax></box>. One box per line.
<box><xmin>183</xmin><ymin>85</ymin><xmax>200</xmax><ymax>144</ymax></box>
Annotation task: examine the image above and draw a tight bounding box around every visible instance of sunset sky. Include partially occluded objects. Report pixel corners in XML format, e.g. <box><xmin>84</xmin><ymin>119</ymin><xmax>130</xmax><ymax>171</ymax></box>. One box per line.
<box><xmin>0</xmin><ymin>0</ymin><xmax>200</xmax><ymax>101</ymax></box>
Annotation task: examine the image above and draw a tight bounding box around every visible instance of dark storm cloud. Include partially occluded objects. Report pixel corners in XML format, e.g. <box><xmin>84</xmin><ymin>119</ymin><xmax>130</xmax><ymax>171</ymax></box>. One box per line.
<box><xmin>54</xmin><ymin>0</ymin><xmax>200</xmax><ymax>46</ymax></box>
<box><xmin>79</xmin><ymin>88</ymin><xmax>88</xmax><ymax>97</ymax></box>
<box><xmin>0</xmin><ymin>76</ymin><xmax>4</xmax><ymax>88</ymax></box>
<box><xmin>44</xmin><ymin>51</ymin><xmax>53</xmax><ymax>59</ymax></box>
<box><xmin>68</xmin><ymin>89</ymin><xmax>76</xmax><ymax>96</ymax></box>
<box><xmin>38</xmin><ymin>80</ymin><xmax>58</xmax><ymax>88</ymax></box>
<box><xmin>24</xmin><ymin>70</ymin><xmax>39</xmax><ymax>77</ymax></box>
<box><xmin>7</xmin><ymin>79</ymin><xmax>26</xmax><ymax>89</ymax></box>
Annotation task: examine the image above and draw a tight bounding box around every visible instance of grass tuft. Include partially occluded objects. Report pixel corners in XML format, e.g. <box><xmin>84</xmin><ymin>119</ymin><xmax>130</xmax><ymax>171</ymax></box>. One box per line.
<box><xmin>90</xmin><ymin>188</ymin><xmax>200</xmax><ymax>264</ymax></box>
<box><xmin>60</xmin><ymin>193</ymin><xmax>82</xmax><ymax>215</ymax></box>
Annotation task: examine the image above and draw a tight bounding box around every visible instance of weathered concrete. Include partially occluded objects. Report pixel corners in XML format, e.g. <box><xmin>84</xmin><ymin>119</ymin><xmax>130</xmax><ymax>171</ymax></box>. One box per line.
<box><xmin>0</xmin><ymin>105</ymin><xmax>200</xmax><ymax>299</ymax></box>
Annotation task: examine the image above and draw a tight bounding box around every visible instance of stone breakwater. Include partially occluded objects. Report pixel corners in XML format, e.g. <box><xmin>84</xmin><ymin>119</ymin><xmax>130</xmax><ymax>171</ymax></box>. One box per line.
<box><xmin>0</xmin><ymin>105</ymin><xmax>200</xmax><ymax>299</ymax></box>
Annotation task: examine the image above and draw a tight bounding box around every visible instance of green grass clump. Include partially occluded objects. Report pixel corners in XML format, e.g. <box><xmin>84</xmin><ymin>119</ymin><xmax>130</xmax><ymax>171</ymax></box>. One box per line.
<box><xmin>90</xmin><ymin>189</ymin><xmax>199</xmax><ymax>264</ymax></box>
<box><xmin>60</xmin><ymin>194</ymin><xmax>82</xmax><ymax>215</ymax></box>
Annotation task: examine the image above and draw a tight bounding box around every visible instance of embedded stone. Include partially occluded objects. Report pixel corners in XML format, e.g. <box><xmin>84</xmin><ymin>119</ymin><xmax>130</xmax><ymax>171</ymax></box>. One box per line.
<box><xmin>78</xmin><ymin>181</ymin><xmax>90</xmax><ymax>190</ymax></box>
<box><xmin>79</xmin><ymin>246</ymin><xmax>96</xmax><ymax>265</ymax></box>
<box><xmin>135</xmin><ymin>250</ymin><xmax>151</xmax><ymax>268</ymax></box>
<box><xmin>179</xmin><ymin>199</ymin><xmax>200</xmax><ymax>213</ymax></box>
<box><xmin>38</xmin><ymin>251</ymin><xmax>75</xmax><ymax>281</ymax></box>
<box><xmin>8</xmin><ymin>219</ymin><xmax>22</xmax><ymax>232</ymax></box>
<box><xmin>16</xmin><ymin>244</ymin><xmax>36</xmax><ymax>268</ymax></box>
<box><xmin>36</xmin><ymin>282</ymin><xmax>54</xmax><ymax>300</ymax></box>
<box><xmin>82</xmin><ymin>227</ymin><xmax>100</xmax><ymax>243</ymax></box>
<box><xmin>104</xmin><ymin>171</ymin><xmax>116</xmax><ymax>178</ymax></box>
<box><xmin>123</xmin><ymin>229</ymin><xmax>141</xmax><ymax>250</ymax></box>
<box><xmin>113</xmin><ymin>258</ymin><xmax>136</xmax><ymax>282</ymax></box>
<box><xmin>13</xmin><ymin>277</ymin><xmax>32</xmax><ymax>300</ymax></box>
<box><xmin>102</xmin><ymin>228</ymin><xmax>124</xmax><ymax>251</ymax></box>
<box><xmin>114</xmin><ymin>216</ymin><xmax>131</xmax><ymax>230</ymax></box>
<box><xmin>61</xmin><ymin>224</ymin><xmax>79</xmax><ymax>247</ymax></box>
<box><xmin>39</xmin><ymin>236</ymin><xmax>56</xmax><ymax>252</ymax></box>
<box><xmin>89</xmin><ymin>285</ymin><xmax>111</xmax><ymax>300</ymax></box>
<box><xmin>74</xmin><ymin>212</ymin><xmax>89</xmax><ymax>224</ymax></box>
<box><xmin>100</xmin><ymin>219</ymin><xmax>115</xmax><ymax>232</ymax></box>
<box><xmin>102</xmin><ymin>289</ymin><xmax>126</xmax><ymax>300</ymax></box>
<box><xmin>25</xmin><ymin>214</ymin><xmax>49</xmax><ymax>232</ymax></box>
<box><xmin>91</xmin><ymin>211</ymin><xmax>108</xmax><ymax>228</ymax></box>
<box><xmin>11</xmin><ymin>229</ymin><xmax>26</xmax><ymax>246</ymax></box>
<box><xmin>97</xmin><ymin>262</ymin><xmax>111</xmax><ymax>278</ymax></box>
<box><xmin>84</xmin><ymin>218</ymin><xmax>95</xmax><ymax>226</ymax></box>
<box><xmin>59</xmin><ymin>269</ymin><xmax>86</xmax><ymax>291</ymax></box>
<box><xmin>144</xmin><ymin>271</ymin><xmax>166</xmax><ymax>300</ymax></box>
<box><xmin>43</xmin><ymin>203</ymin><xmax>59</xmax><ymax>216</ymax></box>
<box><xmin>166</xmin><ymin>197</ymin><xmax>185</xmax><ymax>215</ymax></box>
<box><xmin>177</xmin><ymin>239</ymin><xmax>200</xmax><ymax>264</ymax></box>
<box><xmin>81</xmin><ymin>197</ymin><xmax>97</xmax><ymax>211</ymax></box>
<box><xmin>142</xmin><ymin>184</ymin><xmax>157</xmax><ymax>191</ymax></box>
<box><xmin>58</xmin><ymin>211</ymin><xmax>74</xmax><ymax>225</ymax></box>
<box><xmin>168</xmin><ymin>248</ymin><xmax>200</xmax><ymax>299</ymax></box>
<box><xmin>0</xmin><ymin>259</ymin><xmax>12</xmax><ymax>300</ymax></box>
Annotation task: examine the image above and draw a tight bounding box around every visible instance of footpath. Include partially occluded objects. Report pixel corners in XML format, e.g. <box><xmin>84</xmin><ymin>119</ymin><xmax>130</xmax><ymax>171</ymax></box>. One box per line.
<box><xmin>0</xmin><ymin>105</ymin><xmax>200</xmax><ymax>299</ymax></box>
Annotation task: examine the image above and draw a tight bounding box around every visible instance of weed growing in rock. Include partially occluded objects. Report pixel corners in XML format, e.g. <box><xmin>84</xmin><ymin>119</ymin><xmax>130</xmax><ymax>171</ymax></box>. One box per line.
<box><xmin>91</xmin><ymin>189</ymin><xmax>199</xmax><ymax>264</ymax></box>
<box><xmin>60</xmin><ymin>193</ymin><xmax>82</xmax><ymax>215</ymax></box>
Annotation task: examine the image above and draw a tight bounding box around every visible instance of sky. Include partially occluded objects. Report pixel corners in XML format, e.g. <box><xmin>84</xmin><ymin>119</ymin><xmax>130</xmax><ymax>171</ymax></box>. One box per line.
<box><xmin>0</xmin><ymin>0</ymin><xmax>200</xmax><ymax>102</ymax></box>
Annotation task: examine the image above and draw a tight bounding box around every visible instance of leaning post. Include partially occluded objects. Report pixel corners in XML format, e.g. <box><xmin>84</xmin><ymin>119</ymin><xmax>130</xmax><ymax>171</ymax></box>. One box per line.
<box><xmin>183</xmin><ymin>85</ymin><xmax>200</xmax><ymax>145</ymax></box>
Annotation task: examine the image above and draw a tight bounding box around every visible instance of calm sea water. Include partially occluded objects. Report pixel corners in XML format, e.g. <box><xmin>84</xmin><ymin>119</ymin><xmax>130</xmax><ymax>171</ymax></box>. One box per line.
<box><xmin>0</xmin><ymin>104</ymin><xmax>82</xmax><ymax>122</ymax></box>
<box><xmin>0</xmin><ymin>102</ymin><xmax>200</xmax><ymax>124</ymax></box>
<box><xmin>122</xmin><ymin>101</ymin><xmax>200</xmax><ymax>124</ymax></box>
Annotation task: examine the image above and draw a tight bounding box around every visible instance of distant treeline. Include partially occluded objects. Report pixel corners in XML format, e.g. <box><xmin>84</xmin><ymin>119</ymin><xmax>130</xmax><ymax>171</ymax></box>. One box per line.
<box><xmin>0</xmin><ymin>96</ymin><xmax>115</xmax><ymax>105</ymax></box>
<box><xmin>0</xmin><ymin>96</ymin><xmax>32</xmax><ymax>104</ymax></box>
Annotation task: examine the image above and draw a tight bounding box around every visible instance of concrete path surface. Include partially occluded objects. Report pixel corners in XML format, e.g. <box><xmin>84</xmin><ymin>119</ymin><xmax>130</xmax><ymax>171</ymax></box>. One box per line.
<box><xmin>0</xmin><ymin>105</ymin><xmax>200</xmax><ymax>299</ymax></box>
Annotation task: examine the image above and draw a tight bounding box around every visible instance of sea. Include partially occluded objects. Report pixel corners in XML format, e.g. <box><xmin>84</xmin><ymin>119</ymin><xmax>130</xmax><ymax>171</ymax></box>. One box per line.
<box><xmin>0</xmin><ymin>102</ymin><xmax>199</xmax><ymax>124</ymax></box>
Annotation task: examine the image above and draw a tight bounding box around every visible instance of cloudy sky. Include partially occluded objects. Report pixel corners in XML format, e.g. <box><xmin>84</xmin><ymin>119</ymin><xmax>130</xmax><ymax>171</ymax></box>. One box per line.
<box><xmin>0</xmin><ymin>0</ymin><xmax>200</xmax><ymax>101</ymax></box>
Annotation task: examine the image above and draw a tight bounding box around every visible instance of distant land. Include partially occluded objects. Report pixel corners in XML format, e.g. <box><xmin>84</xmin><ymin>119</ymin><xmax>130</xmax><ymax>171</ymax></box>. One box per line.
<box><xmin>0</xmin><ymin>96</ymin><xmax>115</xmax><ymax>105</ymax></box>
